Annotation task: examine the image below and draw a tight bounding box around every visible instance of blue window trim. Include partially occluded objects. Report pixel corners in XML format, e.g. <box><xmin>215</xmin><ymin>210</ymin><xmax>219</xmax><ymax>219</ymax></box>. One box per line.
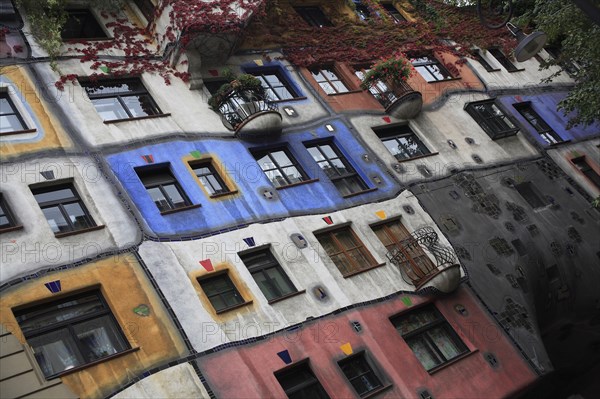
<box><xmin>242</xmin><ymin>62</ymin><xmax>305</xmax><ymax>100</ymax></box>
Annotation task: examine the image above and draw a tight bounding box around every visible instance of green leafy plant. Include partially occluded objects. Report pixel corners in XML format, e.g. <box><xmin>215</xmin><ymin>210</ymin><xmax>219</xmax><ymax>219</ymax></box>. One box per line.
<box><xmin>592</xmin><ymin>196</ymin><xmax>600</xmax><ymax>209</ymax></box>
<box><xmin>207</xmin><ymin>73</ymin><xmax>264</xmax><ymax>109</ymax></box>
<box><xmin>360</xmin><ymin>53</ymin><xmax>414</xmax><ymax>89</ymax></box>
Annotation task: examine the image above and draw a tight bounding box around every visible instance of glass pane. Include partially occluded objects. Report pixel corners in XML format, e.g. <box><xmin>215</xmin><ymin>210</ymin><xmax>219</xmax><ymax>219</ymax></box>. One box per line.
<box><xmin>256</xmin><ymin>154</ymin><xmax>275</xmax><ymax>171</ymax></box>
<box><xmin>0</xmin><ymin>97</ymin><xmax>11</xmax><ymax>111</ymax></box>
<box><xmin>91</xmin><ymin>98</ymin><xmax>129</xmax><ymax>121</ymax></box>
<box><xmin>265</xmin><ymin>169</ymin><xmax>287</xmax><ymax>187</ymax></box>
<box><xmin>73</xmin><ymin>315</ymin><xmax>128</xmax><ymax>361</ymax></box>
<box><xmin>163</xmin><ymin>184</ymin><xmax>187</xmax><ymax>208</ymax></box>
<box><xmin>146</xmin><ymin>187</ymin><xmax>170</xmax><ymax>211</ymax></box>
<box><xmin>0</xmin><ymin>114</ymin><xmax>25</xmax><ymax>133</ymax></box>
<box><xmin>194</xmin><ymin>166</ymin><xmax>211</xmax><ymax>176</ymax></box>
<box><xmin>330</xmin><ymin>158</ymin><xmax>348</xmax><ymax>175</ymax></box>
<box><xmin>206</xmin><ymin>175</ymin><xmax>225</xmax><ymax>193</ymax></box>
<box><xmin>281</xmin><ymin>166</ymin><xmax>304</xmax><ymax>184</ymax></box>
<box><xmin>274</xmin><ymin>87</ymin><xmax>293</xmax><ymax>100</ymax></box>
<box><xmin>271</xmin><ymin>150</ymin><xmax>294</xmax><ymax>167</ymax></box>
<box><xmin>0</xmin><ymin>215</ymin><xmax>9</xmax><ymax>227</ymax></box>
<box><xmin>202</xmin><ymin>276</ymin><xmax>231</xmax><ymax>296</ymax></box>
<box><xmin>307</xmin><ymin>147</ymin><xmax>325</xmax><ymax>162</ymax></box>
<box><xmin>310</xmin><ymin>69</ymin><xmax>325</xmax><ymax>82</ymax></box>
<box><xmin>18</xmin><ymin>294</ymin><xmax>104</xmax><ymax>331</ymax></box>
<box><xmin>254</xmin><ymin>268</ymin><xmax>294</xmax><ymax>300</ymax></box>
<box><xmin>29</xmin><ymin>329</ymin><xmax>83</xmax><ymax>377</ymax></box>
<box><xmin>264</xmin><ymin>267</ymin><xmax>295</xmax><ymax>296</ymax></box>
<box><xmin>334</xmin><ymin>229</ymin><xmax>358</xmax><ymax>249</ymax></box>
<box><xmin>347</xmin><ymin>248</ymin><xmax>372</xmax><ymax>269</ymax></box>
<box><xmin>428</xmin><ymin>64</ymin><xmax>451</xmax><ymax>80</ymax></box>
<box><xmin>223</xmin><ymin>290</ymin><xmax>244</xmax><ymax>307</ymax></box>
<box><xmin>333</xmin><ymin>176</ymin><xmax>365</xmax><ymax>196</ymax></box>
<box><xmin>331</xmin><ymin>81</ymin><xmax>349</xmax><ymax>93</ymax></box>
<box><xmin>396</xmin><ymin>308</ymin><xmax>439</xmax><ymax>335</ymax></box>
<box><xmin>319</xmin><ymin>145</ymin><xmax>337</xmax><ymax>159</ymax></box>
<box><xmin>317</xmin><ymin>235</ymin><xmax>338</xmax><ymax>255</ymax></box>
<box><xmin>199</xmin><ymin>176</ymin><xmax>215</xmax><ymax>195</ymax></box>
<box><xmin>427</xmin><ymin>326</ymin><xmax>464</xmax><ymax>361</ymax></box>
<box><xmin>415</xmin><ymin>65</ymin><xmax>435</xmax><ymax>82</ymax></box>
<box><xmin>332</xmin><ymin>254</ymin><xmax>354</xmax><ymax>275</ymax></box>
<box><xmin>63</xmin><ymin>202</ymin><xmax>94</xmax><ymax>230</ymax></box>
<box><xmin>388</xmin><ymin>221</ymin><xmax>410</xmax><ymax>241</ymax></box>
<box><xmin>319</xmin><ymin>82</ymin><xmax>335</xmax><ymax>95</ymax></box>
<box><xmin>373</xmin><ymin>227</ymin><xmax>394</xmax><ymax>247</ymax></box>
<box><xmin>42</xmin><ymin>206</ymin><xmax>70</xmax><ymax>233</ymax></box>
<box><xmin>321</xmin><ymin>69</ymin><xmax>338</xmax><ymax>80</ymax></box>
<box><xmin>121</xmin><ymin>94</ymin><xmax>158</xmax><ymax>117</ymax></box>
<box><xmin>264</xmin><ymin>74</ymin><xmax>281</xmax><ymax>85</ymax></box>
<box><xmin>406</xmin><ymin>336</ymin><xmax>441</xmax><ymax>370</ymax></box>
<box><xmin>34</xmin><ymin>188</ymin><xmax>75</xmax><ymax>204</ymax></box>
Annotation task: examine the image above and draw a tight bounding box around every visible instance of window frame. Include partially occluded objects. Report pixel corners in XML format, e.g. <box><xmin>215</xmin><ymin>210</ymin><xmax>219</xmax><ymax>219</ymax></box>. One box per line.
<box><xmin>353</xmin><ymin>65</ymin><xmax>398</xmax><ymax>107</ymax></box>
<box><xmin>0</xmin><ymin>193</ymin><xmax>20</xmax><ymax>231</ymax></box>
<box><xmin>309</xmin><ymin>66</ymin><xmax>351</xmax><ymax>95</ymax></box>
<box><xmin>31</xmin><ymin>182</ymin><xmax>98</xmax><ymax>236</ymax></box>
<box><xmin>375</xmin><ymin>125</ymin><xmax>433</xmax><ymax>161</ymax></box>
<box><xmin>305</xmin><ymin>141</ymin><xmax>369</xmax><ymax>197</ymax></box>
<box><xmin>197</xmin><ymin>272</ymin><xmax>248</xmax><ymax>313</ymax></box>
<box><xmin>571</xmin><ymin>156</ymin><xmax>600</xmax><ymax>189</ymax></box>
<box><xmin>189</xmin><ymin>159</ymin><xmax>233</xmax><ymax>197</ymax></box>
<box><xmin>135</xmin><ymin>164</ymin><xmax>193</xmax><ymax>214</ymax></box>
<box><xmin>132</xmin><ymin>0</ymin><xmax>155</xmax><ymax>23</ymax></box>
<box><xmin>247</xmin><ymin>68</ymin><xmax>300</xmax><ymax>102</ymax></box>
<box><xmin>314</xmin><ymin>224</ymin><xmax>380</xmax><ymax>277</ymax></box>
<box><xmin>61</xmin><ymin>9</ymin><xmax>108</xmax><ymax>40</ymax></box>
<box><xmin>464</xmin><ymin>99</ymin><xmax>519</xmax><ymax>140</ymax></box>
<box><xmin>13</xmin><ymin>289</ymin><xmax>131</xmax><ymax>379</ymax></box>
<box><xmin>337</xmin><ymin>351</ymin><xmax>385</xmax><ymax>397</ymax></box>
<box><xmin>251</xmin><ymin>146</ymin><xmax>310</xmax><ymax>188</ymax></box>
<box><xmin>381</xmin><ymin>3</ymin><xmax>406</xmax><ymax>23</ymax></box>
<box><xmin>513</xmin><ymin>102</ymin><xmax>563</xmax><ymax>145</ymax></box>
<box><xmin>0</xmin><ymin>91</ymin><xmax>30</xmax><ymax>135</ymax></box>
<box><xmin>294</xmin><ymin>6</ymin><xmax>333</xmax><ymax>27</ymax></box>
<box><xmin>391</xmin><ymin>305</ymin><xmax>469</xmax><ymax>372</ymax></box>
<box><xmin>275</xmin><ymin>359</ymin><xmax>331</xmax><ymax>399</ymax></box>
<box><xmin>238</xmin><ymin>246</ymin><xmax>299</xmax><ymax>303</ymax></box>
<box><xmin>474</xmin><ymin>51</ymin><xmax>501</xmax><ymax>72</ymax></box>
<box><xmin>488</xmin><ymin>48</ymin><xmax>520</xmax><ymax>73</ymax></box>
<box><xmin>80</xmin><ymin>77</ymin><xmax>163</xmax><ymax>122</ymax></box>
<box><xmin>411</xmin><ymin>55</ymin><xmax>454</xmax><ymax>82</ymax></box>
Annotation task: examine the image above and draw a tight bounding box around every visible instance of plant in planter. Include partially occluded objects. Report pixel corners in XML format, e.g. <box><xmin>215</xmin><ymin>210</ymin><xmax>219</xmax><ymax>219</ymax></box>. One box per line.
<box><xmin>207</xmin><ymin>73</ymin><xmax>265</xmax><ymax>110</ymax></box>
<box><xmin>360</xmin><ymin>53</ymin><xmax>414</xmax><ymax>90</ymax></box>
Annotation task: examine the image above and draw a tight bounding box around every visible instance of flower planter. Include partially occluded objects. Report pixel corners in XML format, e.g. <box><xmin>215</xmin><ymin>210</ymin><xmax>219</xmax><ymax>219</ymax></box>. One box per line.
<box><xmin>385</xmin><ymin>80</ymin><xmax>423</xmax><ymax>120</ymax></box>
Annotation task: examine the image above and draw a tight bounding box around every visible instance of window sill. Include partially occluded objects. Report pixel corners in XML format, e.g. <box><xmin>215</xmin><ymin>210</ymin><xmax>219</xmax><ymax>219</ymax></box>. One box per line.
<box><xmin>507</xmin><ymin>68</ymin><xmax>526</xmax><ymax>73</ymax></box>
<box><xmin>547</xmin><ymin>139</ymin><xmax>571</xmax><ymax>147</ymax></box>
<box><xmin>54</xmin><ymin>225</ymin><xmax>106</xmax><ymax>238</ymax></box>
<box><xmin>209</xmin><ymin>190</ymin><xmax>239</xmax><ymax>199</ymax></box>
<box><xmin>428</xmin><ymin>349</ymin><xmax>478</xmax><ymax>374</ymax></box>
<box><xmin>103</xmin><ymin>113</ymin><xmax>172</xmax><ymax>124</ymax></box>
<box><xmin>268</xmin><ymin>290</ymin><xmax>307</xmax><ymax>305</ymax></box>
<box><xmin>395</xmin><ymin>152</ymin><xmax>440</xmax><ymax>164</ymax></box>
<box><xmin>361</xmin><ymin>384</ymin><xmax>394</xmax><ymax>399</ymax></box>
<box><xmin>342</xmin><ymin>187</ymin><xmax>378</xmax><ymax>199</ymax></box>
<box><xmin>484</xmin><ymin>69</ymin><xmax>502</xmax><ymax>72</ymax></box>
<box><xmin>275</xmin><ymin>178</ymin><xmax>320</xmax><ymax>190</ymax></box>
<box><xmin>0</xmin><ymin>225</ymin><xmax>24</xmax><ymax>234</ymax></box>
<box><xmin>426</xmin><ymin>77</ymin><xmax>462</xmax><ymax>84</ymax></box>
<box><xmin>0</xmin><ymin>128</ymin><xmax>37</xmax><ymax>137</ymax></box>
<box><xmin>342</xmin><ymin>262</ymin><xmax>387</xmax><ymax>278</ymax></box>
<box><xmin>326</xmin><ymin>89</ymin><xmax>364</xmax><ymax>97</ymax></box>
<box><xmin>49</xmin><ymin>347</ymin><xmax>140</xmax><ymax>379</ymax></box>
<box><xmin>160</xmin><ymin>203</ymin><xmax>201</xmax><ymax>216</ymax></box>
<box><xmin>271</xmin><ymin>96</ymin><xmax>308</xmax><ymax>103</ymax></box>
<box><xmin>215</xmin><ymin>300</ymin><xmax>253</xmax><ymax>315</ymax></box>
<box><xmin>64</xmin><ymin>37</ymin><xmax>113</xmax><ymax>43</ymax></box>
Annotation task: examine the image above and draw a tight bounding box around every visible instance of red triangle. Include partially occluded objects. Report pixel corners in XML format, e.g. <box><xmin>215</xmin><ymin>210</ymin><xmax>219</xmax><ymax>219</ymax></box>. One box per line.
<box><xmin>208</xmin><ymin>69</ymin><xmax>219</xmax><ymax>77</ymax></box>
<box><xmin>383</xmin><ymin>116</ymin><xmax>391</xmax><ymax>123</ymax></box>
<box><xmin>199</xmin><ymin>259</ymin><xmax>214</xmax><ymax>272</ymax></box>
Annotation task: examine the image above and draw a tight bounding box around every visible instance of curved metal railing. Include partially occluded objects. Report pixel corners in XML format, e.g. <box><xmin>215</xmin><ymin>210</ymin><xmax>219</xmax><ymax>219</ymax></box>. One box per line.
<box><xmin>216</xmin><ymin>88</ymin><xmax>279</xmax><ymax>131</ymax></box>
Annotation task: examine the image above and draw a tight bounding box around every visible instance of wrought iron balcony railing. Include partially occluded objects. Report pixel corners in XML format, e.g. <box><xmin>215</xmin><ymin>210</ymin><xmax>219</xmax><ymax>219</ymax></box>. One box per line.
<box><xmin>216</xmin><ymin>88</ymin><xmax>280</xmax><ymax>132</ymax></box>
<box><xmin>386</xmin><ymin>226</ymin><xmax>459</xmax><ymax>290</ymax></box>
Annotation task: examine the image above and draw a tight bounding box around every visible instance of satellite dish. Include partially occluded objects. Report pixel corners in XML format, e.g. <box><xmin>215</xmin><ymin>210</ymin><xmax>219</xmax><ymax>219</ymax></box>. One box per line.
<box><xmin>507</xmin><ymin>22</ymin><xmax>548</xmax><ymax>62</ymax></box>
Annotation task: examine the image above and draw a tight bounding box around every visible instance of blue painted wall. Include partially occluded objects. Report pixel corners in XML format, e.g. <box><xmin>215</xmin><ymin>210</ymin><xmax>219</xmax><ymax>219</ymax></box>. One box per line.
<box><xmin>498</xmin><ymin>92</ymin><xmax>600</xmax><ymax>147</ymax></box>
<box><xmin>106</xmin><ymin>119</ymin><xmax>398</xmax><ymax>236</ymax></box>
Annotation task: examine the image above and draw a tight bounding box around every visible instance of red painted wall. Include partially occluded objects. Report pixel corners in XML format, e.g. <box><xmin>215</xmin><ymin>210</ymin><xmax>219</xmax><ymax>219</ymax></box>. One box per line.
<box><xmin>198</xmin><ymin>286</ymin><xmax>537</xmax><ymax>398</ymax></box>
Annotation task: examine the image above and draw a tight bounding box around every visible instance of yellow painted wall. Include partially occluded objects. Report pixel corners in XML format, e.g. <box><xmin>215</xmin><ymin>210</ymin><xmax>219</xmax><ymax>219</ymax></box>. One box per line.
<box><xmin>0</xmin><ymin>254</ymin><xmax>187</xmax><ymax>399</ymax></box>
<box><xmin>0</xmin><ymin>66</ymin><xmax>72</xmax><ymax>158</ymax></box>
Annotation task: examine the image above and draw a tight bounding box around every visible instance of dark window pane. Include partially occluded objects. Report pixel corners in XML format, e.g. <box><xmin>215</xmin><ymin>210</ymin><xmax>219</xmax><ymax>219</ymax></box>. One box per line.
<box><xmin>240</xmin><ymin>249</ymin><xmax>297</xmax><ymax>301</ymax></box>
<box><xmin>28</xmin><ymin>329</ymin><xmax>84</xmax><ymax>377</ymax></box>
<box><xmin>63</xmin><ymin>202</ymin><xmax>95</xmax><ymax>230</ymax></box>
<box><xmin>276</xmin><ymin>362</ymin><xmax>330</xmax><ymax>399</ymax></box>
<box><xmin>34</xmin><ymin>188</ymin><xmax>75</xmax><ymax>204</ymax></box>
<box><xmin>339</xmin><ymin>355</ymin><xmax>382</xmax><ymax>396</ymax></box>
<box><xmin>73</xmin><ymin>315</ymin><xmax>128</xmax><ymax>361</ymax></box>
<box><xmin>61</xmin><ymin>9</ymin><xmax>107</xmax><ymax>40</ymax></box>
<box><xmin>515</xmin><ymin>182</ymin><xmax>547</xmax><ymax>209</ymax></box>
<box><xmin>294</xmin><ymin>6</ymin><xmax>332</xmax><ymax>27</ymax></box>
<box><xmin>252</xmin><ymin>148</ymin><xmax>307</xmax><ymax>187</ymax></box>
<box><xmin>199</xmin><ymin>274</ymin><xmax>245</xmax><ymax>311</ymax></box>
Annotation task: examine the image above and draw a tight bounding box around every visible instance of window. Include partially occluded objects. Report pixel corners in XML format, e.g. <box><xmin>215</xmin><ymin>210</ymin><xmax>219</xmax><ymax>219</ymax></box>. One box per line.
<box><xmin>375</xmin><ymin>125</ymin><xmax>431</xmax><ymax>161</ymax></box>
<box><xmin>513</xmin><ymin>102</ymin><xmax>563</xmax><ymax>145</ymax></box>
<box><xmin>354</xmin><ymin>66</ymin><xmax>397</xmax><ymax>107</ymax></box>
<box><xmin>249</xmin><ymin>69</ymin><xmax>298</xmax><ymax>101</ymax></box>
<box><xmin>411</xmin><ymin>55</ymin><xmax>453</xmax><ymax>82</ymax></box>
<box><xmin>61</xmin><ymin>9</ymin><xmax>107</xmax><ymax>40</ymax></box>
<box><xmin>136</xmin><ymin>165</ymin><xmax>192</xmax><ymax>213</ymax></box>
<box><xmin>133</xmin><ymin>0</ymin><xmax>155</xmax><ymax>22</ymax></box>
<box><xmin>31</xmin><ymin>183</ymin><xmax>96</xmax><ymax>235</ymax></box>
<box><xmin>515</xmin><ymin>181</ymin><xmax>547</xmax><ymax>209</ymax></box>
<box><xmin>81</xmin><ymin>78</ymin><xmax>162</xmax><ymax>122</ymax></box>
<box><xmin>488</xmin><ymin>48</ymin><xmax>519</xmax><ymax>72</ymax></box>
<box><xmin>371</xmin><ymin>219</ymin><xmax>436</xmax><ymax>283</ymax></box>
<box><xmin>306</xmin><ymin>142</ymin><xmax>368</xmax><ymax>196</ymax></box>
<box><xmin>354</xmin><ymin>2</ymin><xmax>371</xmax><ymax>20</ymax></box>
<box><xmin>465</xmin><ymin>100</ymin><xmax>518</xmax><ymax>139</ymax></box>
<box><xmin>309</xmin><ymin>67</ymin><xmax>350</xmax><ymax>95</ymax></box>
<box><xmin>572</xmin><ymin>156</ymin><xmax>600</xmax><ymax>189</ymax></box>
<box><xmin>190</xmin><ymin>160</ymin><xmax>231</xmax><ymax>196</ymax></box>
<box><xmin>338</xmin><ymin>353</ymin><xmax>384</xmax><ymax>397</ymax></box>
<box><xmin>13</xmin><ymin>290</ymin><xmax>129</xmax><ymax>378</ymax></box>
<box><xmin>0</xmin><ymin>193</ymin><xmax>18</xmax><ymax>230</ymax></box>
<box><xmin>239</xmin><ymin>248</ymin><xmax>298</xmax><ymax>302</ymax></box>
<box><xmin>391</xmin><ymin>305</ymin><xmax>469</xmax><ymax>371</ymax></box>
<box><xmin>294</xmin><ymin>6</ymin><xmax>332</xmax><ymax>27</ymax></box>
<box><xmin>382</xmin><ymin>3</ymin><xmax>405</xmax><ymax>23</ymax></box>
<box><xmin>0</xmin><ymin>92</ymin><xmax>27</xmax><ymax>134</ymax></box>
<box><xmin>204</xmin><ymin>80</ymin><xmax>228</xmax><ymax>95</ymax></box>
<box><xmin>275</xmin><ymin>361</ymin><xmax>330</xmax><ymax>399</ymax></box>
<box><xmin>252</xmin><ymin>147</ymin><xmax>308</xmax><ymax>188</ymax></box>
<box><xmin>315</xmin><ymin>225</ymin><xmax>378</xmax><ymax>276</ymax></box>
<box><xmin>474</xmin><ymin>51</ymin><xmax>499</xmax><ymax>72</ymax></box>
<box><xmin>198</xmin><ymin>273</ymin><xmax>245</xmax><ymax>313</ymax></box>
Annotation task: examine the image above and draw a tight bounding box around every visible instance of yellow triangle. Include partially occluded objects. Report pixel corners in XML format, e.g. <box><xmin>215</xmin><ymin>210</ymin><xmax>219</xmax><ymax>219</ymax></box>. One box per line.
<box><xmin>254</xmin><ymin>59</ymin><xmax>264</xmax><ymax>66</ymax></box>
<box><xmin>375</xmin><ymin>210</ymin><xmax>386</xmax><ymax>220</ymax></box>
<box><xmin>340</xmin><ymin>342</ymin><xmax>353</xmax><ymax>356</ymax></box>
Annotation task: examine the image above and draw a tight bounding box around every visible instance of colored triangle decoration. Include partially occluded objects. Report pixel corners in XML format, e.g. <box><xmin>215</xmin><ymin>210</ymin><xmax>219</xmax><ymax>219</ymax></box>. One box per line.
<box><xmin>199</xmin><ymin>259</ymin><xmax>214</xmax><ymax>272</ymax></box>
<box><xmin>340</xmin><ymin>342</ymin><xmax>353</xmax><ymax>356</ymax></box>
<box><xmin>382</xmin><ymin>116</ymin><xmax>391</xmax><ymax>123</ymax></box>
<box><xmin>254</xmin><ymin>59</ymin><xmax>264</xmax><ymax>66</ymax></box>
<box><xmin>44</xmin><ymin>280</ymin><xmax>62</xmax><ymax>293</ymax></box>
<box><xmin>142</xmin><ymin>154</ymin><xmax>154</xmax><ymax>163</ymax></box>
<box><xmin>243</xmin><ymin>237</ymin><xmax>256</xmax><ymax>247</ymax></box>
<box><xmin>322</xmin><ymin>216</ymin><xmax>333</xmax><ymax>225</ymax></box>
<box><xmin>375</xmin><ymin>210</ymin><xmax>386</xmax><ymax>220</ymax></box>
<box><xmin>401</xmin><ymin>296</ymin><xmax>412</xmax><ymax>307</ymax></box>
<box><xmin>277</xmin><ymin>349</ymin><xmax>292</xmax><ymax>365</ymax></box>
<box><xmin>40</xmin><ymin>170</ymin><xmax>55</xmax><ymax>180</ymax></box>
<box><xmin>190</xmin><ymin>150</ymin><xmax>202</xmax><ymax>159</ymax></box>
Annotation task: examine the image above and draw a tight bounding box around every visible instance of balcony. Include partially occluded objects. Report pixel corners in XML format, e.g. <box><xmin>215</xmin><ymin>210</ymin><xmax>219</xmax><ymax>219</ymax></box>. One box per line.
<box><xmin>215</xmin><ymin>88</ymin><xmax>283</xmax><ymax>140</ymax></box>
<box><xmin>386</xmin><ymin>227</ymin><xmax>461</xmax><ymax>293</ymax></box>
<box><xmin>370</xmin><ymin>80</ymin><xmax>423</xmax><ymax>120</ymax></box>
